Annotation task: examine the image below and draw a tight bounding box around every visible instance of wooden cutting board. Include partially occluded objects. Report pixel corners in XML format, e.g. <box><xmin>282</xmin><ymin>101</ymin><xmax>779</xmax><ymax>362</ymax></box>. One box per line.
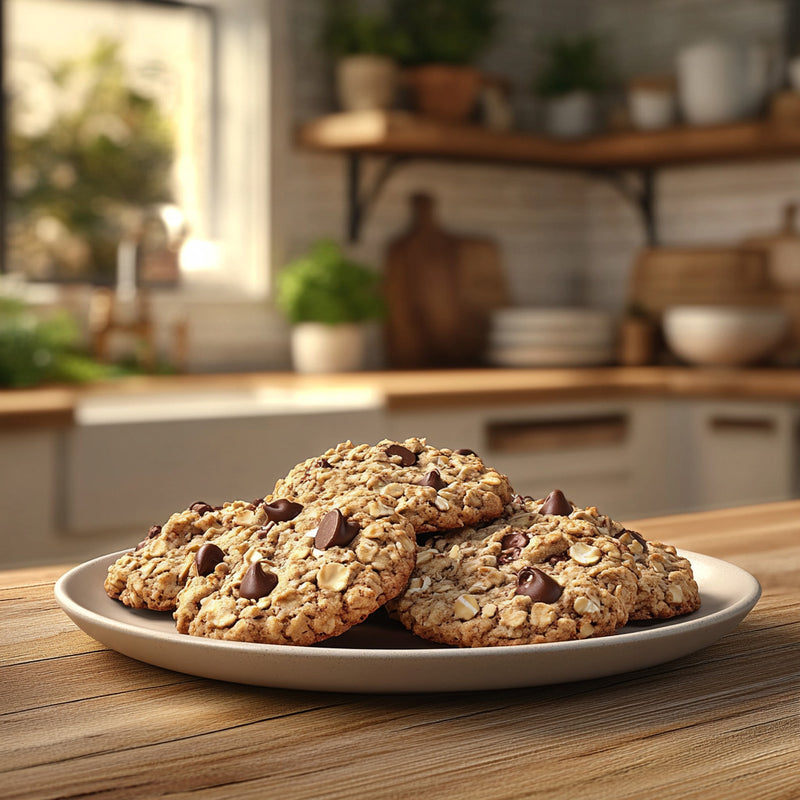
<box><xmin>384</xmin><ymin>193</ymin><xmax>508</xmax><ymax>368</ymax></box>
<box><xmin>628</xmin><ymin>245</ymin><xmax>777</xmax><ymax>317</ymax></box>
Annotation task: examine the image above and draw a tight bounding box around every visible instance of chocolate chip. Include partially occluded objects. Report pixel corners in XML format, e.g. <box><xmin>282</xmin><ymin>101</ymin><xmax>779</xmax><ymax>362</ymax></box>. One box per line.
<box><xmin>317</xmin><ymin>458</ymin><xmax>332</xmax><ymax>468</ymax></box>
<box><xmin>239</xmin><ymin>561</ymin><xmax>278</xmax><ymax>599</ymax></box>
<box><xmin>195</xmin><ymin>542</ymin><xmax>224</xmax><ymax>576</ymax></box>
<box><xmin>498</xmin><ymin>549</ymin><xmax>520</xmax><ymax>565</ymax></box>
<box><xmin>617</xmin><ymin>528</ymin><xmax>649</xmax><ymax>554</ymax></box>
<box><xmin>314</xmin><ymin>509</ymin><xmax>360</xmax><ymax>550</ymax></box>
<box><xmin>538</xmin><ymin>489</ymin><xmax>573</xmax><ymax>517</ymax></box>
<box><xmin>498</xmin><ymin>531</ymin><xmax>529</xmax><ymax>564</ymax></box>
<box><xmin>515</xmin><ymin>567</ymin><xmax>563</xmax><ymax>602</ymax></box>
<box><xmin>263</xmin><ymin>499</ymin><xmax>303</xmax><ymax>522</ymax></box>
<box><xmin>190</xmin><ymin>501</ymin><xmax>215</xmax><ymax>516</ymax></box>
<box><xmin>501</xmin><ymin>532</ymin><xmax>529</xmax><ymax>551</ymax></box>
<box><xmin>454</xmin><ymin>448</ymin><xmax>476</xmax><ymax>456</ymax></box>
<box><xmin>385</xmin><ymin>444</ymin><xmax>417</xmax><ymax>466</ymax></box>
<box><xmin>252</xmin><ymin>497</ymin><xmax>265</xmax><ymax>508</ymax></box>
<box><xmin>135</xmin><ymin>524</ymin><xmax>162</xmax><ymax>550</ymax></box>
<box><xmin>415</xmin><ymin>469</ymin><xmax>446</xmax><ymax>490</ymax></box>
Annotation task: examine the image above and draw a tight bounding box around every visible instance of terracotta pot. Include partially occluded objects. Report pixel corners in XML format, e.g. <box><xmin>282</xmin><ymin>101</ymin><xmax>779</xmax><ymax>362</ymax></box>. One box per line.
<box><xmin>405</xmin><ymin>65</ymin><xmax>483</xmax><ymax>122</ymax></box>
<box><xmin>336</xmin><ymin>55</ymin><xmax>398</xmax><ymax>112</ymax></box>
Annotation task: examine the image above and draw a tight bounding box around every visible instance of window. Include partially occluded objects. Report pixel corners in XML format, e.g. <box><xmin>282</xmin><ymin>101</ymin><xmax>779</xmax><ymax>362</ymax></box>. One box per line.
<box><xmin>2</xmin><ymin>0</ymin><xmax>278</xmax><ymax>296</ymax></box>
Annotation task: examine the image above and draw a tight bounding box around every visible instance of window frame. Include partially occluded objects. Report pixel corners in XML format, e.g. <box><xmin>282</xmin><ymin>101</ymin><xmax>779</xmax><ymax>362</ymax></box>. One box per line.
<box><xmin>0</xmin><ymin>0</ymin><xmax>286</xmax><ymax>299</ymax></box>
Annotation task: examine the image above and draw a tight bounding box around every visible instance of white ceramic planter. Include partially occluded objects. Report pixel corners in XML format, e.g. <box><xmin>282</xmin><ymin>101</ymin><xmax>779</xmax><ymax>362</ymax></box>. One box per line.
<box><xmin>290</xmin><ymin>322</ymin><xmax>367</xmax><ymax>374</ymax></box>
<box><xmin>543</xmin><ymin>91</ymin><xmax>596</xmax><ymax>139</ymax></box>
<box><xmin>336</xmin><ymin>55</ymin><xmax>398</xmax><ymax>112</ymax></box>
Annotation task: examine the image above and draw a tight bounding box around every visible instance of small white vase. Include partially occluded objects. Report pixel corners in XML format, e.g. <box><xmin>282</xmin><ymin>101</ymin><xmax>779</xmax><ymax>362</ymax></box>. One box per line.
<box><xmin>543</xmin><ymin>91</ymin><xmax>596</xmax><ymax>139</ymax></box>
<box><xmin>677</xmin><ymin>40</ymin><xmax>744</xmax><ymax>125</ymax></box>
<box><xmin>336</xmin><ymin>55</ymin><xmax>398</xmax><ymax>112</ymax></box>
<box><xmin>290</xmin><ymin>322</ymin><xmax>367</xmax><ymax>374</ymax></box>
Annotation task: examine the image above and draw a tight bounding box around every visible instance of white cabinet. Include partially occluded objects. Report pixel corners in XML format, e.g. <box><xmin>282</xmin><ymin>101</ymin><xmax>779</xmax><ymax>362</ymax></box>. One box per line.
<box><xmin>387</xmin><ymin>399</ymin><xmax>672</xmax><ymax>520</ymax></box>
<box><xmin>0</xmin><ymin>429</ymin><xmax>60</xmax><ymax>567</ymax></box>
<box><xmin>677</xmin><ymin>399</ymin><xmax>798</xmax><ymax>511</ymax></box>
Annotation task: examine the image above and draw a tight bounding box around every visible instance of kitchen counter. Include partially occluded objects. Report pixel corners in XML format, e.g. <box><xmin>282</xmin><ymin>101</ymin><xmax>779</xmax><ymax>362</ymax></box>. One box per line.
<box><xmin>2</xmin><ymin>500</ymin><xmax>798</xmax><ymax>799</ymax></box>
<box><xmin>4</xmin><ymin>366</ymin><xmax>800</xmax><ymax>429</ymax></box>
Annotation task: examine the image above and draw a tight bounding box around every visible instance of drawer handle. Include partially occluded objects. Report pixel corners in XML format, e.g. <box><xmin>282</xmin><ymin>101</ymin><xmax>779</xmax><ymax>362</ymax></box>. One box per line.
<box><xmin>709</xmin><ymin>417</ymin><xmax>775</xmax><ymax>433</ymax></box>
<box><xmin>487</xmin><ymin>414</ymin><xmax>627</xmax><ymax>453</ymax></box>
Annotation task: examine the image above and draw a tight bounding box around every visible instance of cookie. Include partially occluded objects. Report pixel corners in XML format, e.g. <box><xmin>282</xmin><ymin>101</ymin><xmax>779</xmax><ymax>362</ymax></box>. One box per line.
<box><xmin>386</xmin><ymin>511</ymin><xmax>639</xmax><ymax>647</ymax></box>
<box><xmin>174</xmin><ymin>489</ymin><xmax>417</xmax><ymax>645</ymax></box>
<box><xmin>104</xmin><ymin>498</ymin><xmax>301</xmax><ymax>611</ymax></box>
<box><xmin>105</xmin><ymin>500</ymin><xmax>258</xmax><ymax>611</ymax></box>
<box><xmin>270</xmin><ymin>438</ymin><xmax>512</xmax><ymax>534</ymax></box>
<box><xmin>615</xmin><ymin>530</ymin><xmax>701</xmax><ymax>620</ymax></box>
<box><xmin>511</xmin><ymin>490</ymin><xmax>701</xmax><ymax>621</ymax></box>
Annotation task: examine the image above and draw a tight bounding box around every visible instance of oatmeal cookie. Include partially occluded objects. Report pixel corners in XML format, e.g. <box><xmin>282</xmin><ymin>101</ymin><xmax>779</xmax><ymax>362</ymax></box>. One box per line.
<box><xmin>104</xmin><ymin>498</ymin><xmax>301</xmax><ymax>611</ymax></box>
<box><xmin>270</xmin><ymin>438</ymin><xmax>512</xmax><ymax>533</ymax></box>
<box><xmin>614</xmin><ymin>529</ymin><xmax>701</xmax><ymax>620</ymax></box>
<box><xmin>386</xmin><ymin>513</ymin><xmax>639</xmax><ymax>647</ymax></box>
<box><xmin>507</xmin><ymin>491</ymin><xmax>701</xmax><ymax>621</ymax></box>
<box><xmin>175</xmin><ymin>489</ymin><xmax>417</xmax><ymax>645</ymax></box>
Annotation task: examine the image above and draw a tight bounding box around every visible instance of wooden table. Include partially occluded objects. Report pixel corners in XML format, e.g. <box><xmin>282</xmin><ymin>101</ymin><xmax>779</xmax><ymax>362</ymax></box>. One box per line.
<box><xmin>2</xmin><ymin>501</ymin><xmax>799</xmax><ymax>799</ymax></box>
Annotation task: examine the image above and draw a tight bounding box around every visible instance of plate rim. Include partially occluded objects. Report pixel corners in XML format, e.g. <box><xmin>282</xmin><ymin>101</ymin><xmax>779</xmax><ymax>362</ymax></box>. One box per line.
<box><xmin>55</xmin><ymin>548</ymin><xmax>761</xmax><ymax>666</ymax></box>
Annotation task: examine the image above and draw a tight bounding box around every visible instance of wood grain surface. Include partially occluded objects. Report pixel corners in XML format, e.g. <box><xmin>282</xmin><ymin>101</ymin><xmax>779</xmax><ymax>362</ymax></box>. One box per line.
<box><xmin>1</xmin><ymin>501</ymin><xmax>798</xmax><ymax>799</ymax></box>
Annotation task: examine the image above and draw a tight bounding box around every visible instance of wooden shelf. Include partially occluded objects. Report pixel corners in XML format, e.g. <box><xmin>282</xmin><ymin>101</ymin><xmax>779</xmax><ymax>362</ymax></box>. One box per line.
<box><xmin>298</xmin><ymin>110</ymin><xmax>800</xmax><ymax>170</ymax></box>
<box><xmin>297</xmin><ymin>110</ymin><xmax>800</xmax><ymax>243</ymax></box>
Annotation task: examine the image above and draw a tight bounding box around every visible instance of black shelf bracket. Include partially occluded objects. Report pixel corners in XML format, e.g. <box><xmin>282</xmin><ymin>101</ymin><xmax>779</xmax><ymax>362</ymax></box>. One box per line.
<box><xmin>346</xmin><ymin>152</ymin><xmax>408</xmax><ymax>242</ymax></box>
<box><xmin>344</xmin><ymin>151</ymin><xmax>659</xmax><ymax>246</ymax></box>
<box><xmin>592</xmin><ymin>167</ymin><xmax>658</xmax><ymax>246</ymax></box>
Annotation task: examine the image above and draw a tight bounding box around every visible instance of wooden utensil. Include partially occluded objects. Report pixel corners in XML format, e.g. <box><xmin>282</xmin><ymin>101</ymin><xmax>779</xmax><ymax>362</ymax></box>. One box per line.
<box><xmin>384</xmin><ymin>193</ymin><xmax>508</xmax><ymax>368</ymax></box>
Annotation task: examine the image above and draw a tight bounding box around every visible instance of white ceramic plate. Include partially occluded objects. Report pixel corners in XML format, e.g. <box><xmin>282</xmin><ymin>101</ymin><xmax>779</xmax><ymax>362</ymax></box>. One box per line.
<box><xmin>55</xmin><ymin>549</ymin><xmax>760</xmax><ymax>694</ymax></box>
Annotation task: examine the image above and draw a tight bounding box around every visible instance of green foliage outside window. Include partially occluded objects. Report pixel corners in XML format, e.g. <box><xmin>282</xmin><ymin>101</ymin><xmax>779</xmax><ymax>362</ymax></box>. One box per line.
<box><xmin>7</xmin><ymin>38</ymin><xmax>176</xmax><ymax>283</ymax></box>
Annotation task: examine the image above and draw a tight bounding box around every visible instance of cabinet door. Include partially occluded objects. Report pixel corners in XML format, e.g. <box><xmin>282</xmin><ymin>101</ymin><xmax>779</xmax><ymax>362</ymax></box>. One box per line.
<box><xmin>685</xmin><ymin>400</ymin><xmax>796</xmax><ymax>510</ymax></box>
<box><xmin>387</xmin><ymin>400</ymin><xmax>668</xmax><ymax>520</ymax></box>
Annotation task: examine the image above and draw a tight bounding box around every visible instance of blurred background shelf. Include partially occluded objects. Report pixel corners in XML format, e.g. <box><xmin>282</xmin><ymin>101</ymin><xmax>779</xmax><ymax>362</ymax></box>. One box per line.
<box><xmin>298</xmin><ymin>111</ymin><xmax>800</xmax><ymax>244</ymax></box>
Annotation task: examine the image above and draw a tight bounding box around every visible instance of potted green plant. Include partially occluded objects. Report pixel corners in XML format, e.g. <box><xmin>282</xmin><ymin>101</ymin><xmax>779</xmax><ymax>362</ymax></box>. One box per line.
<box><xmin>534</xmin><ymin>35</ymin><xmax>607</xmax><ymax>139</ymax></box>
<box><xmin>389</xmin><ymin>0</ymin><xmax>499</xmax><ymax>123</ymax></box>
<box><xmin>275</xmin><ymin>240</ymin><xmax>386</xmax><ymax>373</ymax></box>
<box><xmin>321</xmin><ymin>0</ymin><xmax>407</xmax><ymax>112</ymax></box>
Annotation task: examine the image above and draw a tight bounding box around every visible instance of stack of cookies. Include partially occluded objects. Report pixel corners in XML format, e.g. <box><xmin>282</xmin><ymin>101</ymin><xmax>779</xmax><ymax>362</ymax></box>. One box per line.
<box><xmin>104</xmin><ymin>438</ymin><xmax>700</xmax><ymax>648</ymax></box>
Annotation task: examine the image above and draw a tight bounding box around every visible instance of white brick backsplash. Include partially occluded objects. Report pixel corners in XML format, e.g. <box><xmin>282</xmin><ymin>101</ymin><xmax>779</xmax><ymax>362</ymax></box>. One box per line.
<box><xmin>283</xmin><ymin>0</ymin><xmax>798</xmax><ymax>331</ymax></box>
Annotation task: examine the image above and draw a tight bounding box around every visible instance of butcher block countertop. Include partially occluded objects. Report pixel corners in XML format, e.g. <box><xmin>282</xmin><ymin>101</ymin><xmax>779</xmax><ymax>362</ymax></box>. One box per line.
<box><xmin>4</xmin><ymin>366</ymin><xmax>800</xmax><ymax>429</ymax></box>
<box><xmin>1</xmin><ymin>500</ymin><xmax>798</xmax><ymax>799</ymax></box>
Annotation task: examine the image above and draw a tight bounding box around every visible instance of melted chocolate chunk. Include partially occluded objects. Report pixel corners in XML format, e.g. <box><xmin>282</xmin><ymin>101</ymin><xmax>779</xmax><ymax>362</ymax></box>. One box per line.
<box><xmin>416</xmin><ymin>469</ymin><xmax>446</xmax><ymax>490</ymax></box>
<box><xmin>501</xmin><ymin>532</ymin><xmax>529</xmax><ymax>551</ymax></box>
<box><xmin>239</xmin><ymin>562</ymin><xmax>278</xmax><ymax>600</ymax></box>
<box><xmin>385</xmin><ymin>444</ymin><xmax>417</xmax><ymax>466</ymax></box>
<box><xmin>314</xmin><ymin>509</ymin><xmax>360</xmax><ymax>550</ymax></box>
<box><xmin>135</xmin><ymin>524</ymin><xmax>162</xmax><ymax>551</ymax></box>
<box><xmin>498</xmin><ymin>532</ymin><xmax>529</xmax><ymax>564</ymax></box>
<box><xmin>617</xmin><ymin>528</ymin><xmax>649</xmax><ymax>554</ymax></box>
<box><xmin>263</xmin><ymin>499</ymin><xmax>303</xmax><ymax>523</ymax></box>
<box><xmin>454</xmin><ymin>448</ymin><xmax>476</xmax><ymax>456</ymax></box>
<box><xmin>190</xmin><ymin>501</ymin><xmax>215</xmax><ymax>516</ymax></box>
<box><xmin>515</xmin><ymin>567</ymin><xmax>563</xmax><ymax>602</ymax></box>
<box><xmin>195</xmin><ymin>542</ymin><xmax>225</xmax><ymax>576</ymax></box>
<box><xmin>538</xmin><ymin>489</ymin><xmax>573</xmax><ymax>517</ymax></box>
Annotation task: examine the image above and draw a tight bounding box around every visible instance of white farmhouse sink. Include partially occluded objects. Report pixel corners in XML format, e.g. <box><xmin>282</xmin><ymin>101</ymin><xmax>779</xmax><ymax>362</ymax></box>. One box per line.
<box><xmin>75</xmin><ymin>385</ymin><xmax>382</xmax><ymax>425</ymax></box>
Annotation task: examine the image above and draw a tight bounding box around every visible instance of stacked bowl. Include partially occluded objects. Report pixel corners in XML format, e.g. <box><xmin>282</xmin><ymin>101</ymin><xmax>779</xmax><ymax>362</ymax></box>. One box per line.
<box><xmin>487</xmin><ymin>308</ymin><xmax>616</xmax><ymax>367</ymax></box>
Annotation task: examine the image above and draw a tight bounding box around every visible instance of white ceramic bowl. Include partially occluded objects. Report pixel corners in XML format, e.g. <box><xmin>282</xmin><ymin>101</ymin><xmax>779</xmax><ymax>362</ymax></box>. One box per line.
<box><xmin>663</xmin><ymin>306</ymin><xmax>788</xmax><ymax>367</ymax></box>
